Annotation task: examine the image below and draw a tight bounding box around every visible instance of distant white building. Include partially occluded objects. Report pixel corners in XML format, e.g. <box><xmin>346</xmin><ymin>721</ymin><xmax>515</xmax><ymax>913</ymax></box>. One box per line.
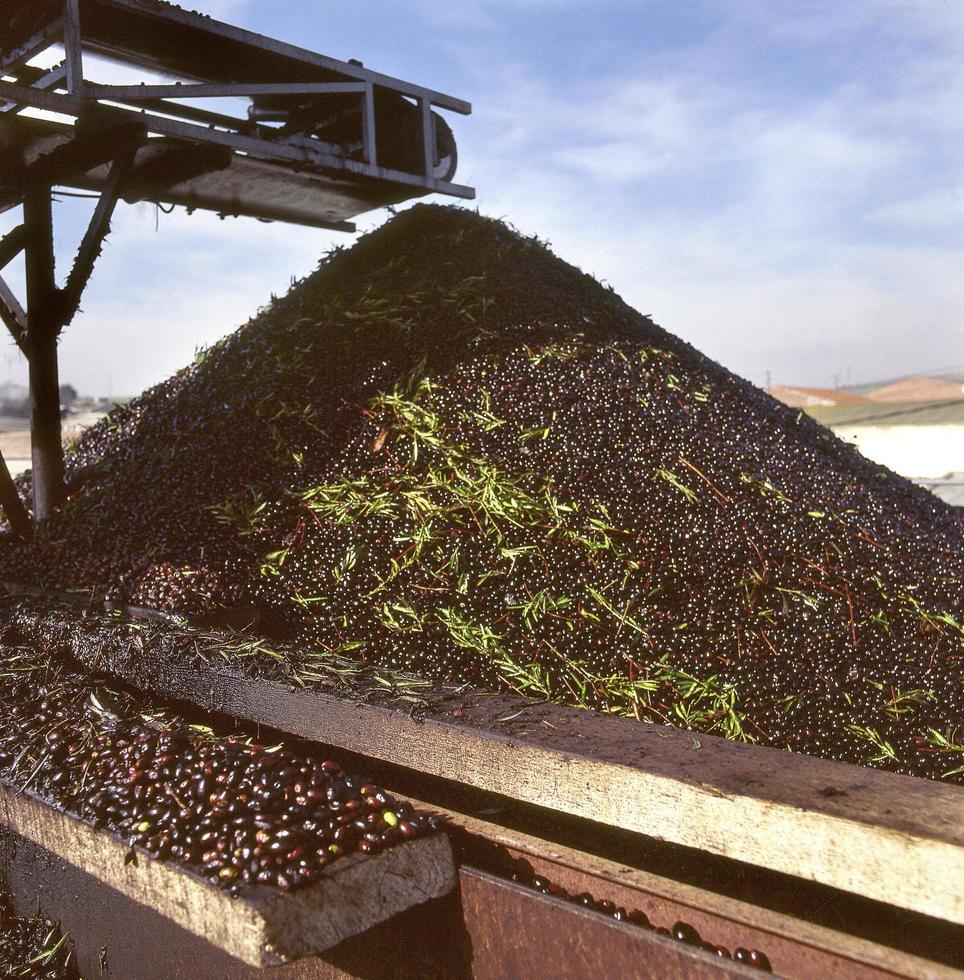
<box><xmin>808</xmin><ymin>400</ymin><xmax>964</xmax><ymax>509</ymax></box>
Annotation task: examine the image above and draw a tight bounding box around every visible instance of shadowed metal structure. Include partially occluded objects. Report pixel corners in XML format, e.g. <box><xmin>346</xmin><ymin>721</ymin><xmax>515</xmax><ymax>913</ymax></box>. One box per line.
<box><xmin>0</xmin><ymin>0</ymin><xmax>473</xmax><ymax>524</ymax></box>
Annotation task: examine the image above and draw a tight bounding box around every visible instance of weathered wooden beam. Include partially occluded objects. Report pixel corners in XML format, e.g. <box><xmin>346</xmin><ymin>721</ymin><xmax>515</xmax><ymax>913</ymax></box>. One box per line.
<box><xmin>0</xmin><ymin>452</ymin><xmax>30</xmax><ymax>539</ymax></box>
<box><xmin>16</xmin><ymin>605</ymin><xmax>962</xmax><ymax>926</ymax></box>
<box><xmin>58</xmin><ymin>149</ymin><xmax>134</xmax><ymax>329</ymax></box>
<box><xmin>0</xmin><ymin>779</ymin><xmax>455</xmax><ymax>967</ymax></box>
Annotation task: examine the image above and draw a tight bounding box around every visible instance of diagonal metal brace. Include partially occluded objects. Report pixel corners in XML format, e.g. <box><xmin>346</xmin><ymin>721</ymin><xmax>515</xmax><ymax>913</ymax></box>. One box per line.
<box><xmin>0</xmin><ymin>225</ymin><xmax>28</xmax><ymax>270</ymax></box>
<box><xmin>0</xmin><ymin>450</ymin><xmax>31</xmax><ymax>539</ymax></box>
<box><xmin>0</xmin><ymin>275</ymin><xmax>27</xmax><ymax>352</ymax></box>
<box><xmin>57</xmin><ymin>149</ymin><xmax>136</xmax><ymax>331</ymax></box>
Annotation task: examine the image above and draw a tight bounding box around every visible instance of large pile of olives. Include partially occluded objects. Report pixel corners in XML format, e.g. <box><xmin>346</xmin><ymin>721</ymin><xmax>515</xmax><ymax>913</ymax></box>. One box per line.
<box><xmin>2</xmin><ymin>205</ymin><xmax>961</xmax><ymax>780</ymax></box>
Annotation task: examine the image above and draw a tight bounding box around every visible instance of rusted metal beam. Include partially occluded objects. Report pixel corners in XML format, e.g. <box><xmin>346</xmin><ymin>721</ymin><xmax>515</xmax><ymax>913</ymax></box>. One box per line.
<box><xmin>0</xmin><ymin>453</ymin><xmax>30</xmax><ymax>539</ymax></box>
<box><xmin>460</xmin><ymin>869</ymin><xmax>757</xmax><ymax>979</ymax></box>
<box><xmin>419</xmin><ymin>794</ymin><xmax>960</xmax><ymax>979</ymax></box>
<box><xmin>58</xmin><ymin>148</ymin><xmax>134</xmax><ymax>329</ymax></box>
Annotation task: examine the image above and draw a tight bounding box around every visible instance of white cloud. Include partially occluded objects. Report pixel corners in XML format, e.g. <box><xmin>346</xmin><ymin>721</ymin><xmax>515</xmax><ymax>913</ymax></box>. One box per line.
<box><xmin>865</xmin><ymin>186</ymin><xmax>964</xmax><ymax>231</ymax></box>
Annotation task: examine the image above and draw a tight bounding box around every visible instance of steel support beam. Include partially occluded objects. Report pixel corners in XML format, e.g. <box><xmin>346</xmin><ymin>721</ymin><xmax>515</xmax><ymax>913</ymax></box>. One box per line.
<box><xmin>363</xmin><ymin>84</ymin><xmax>378</xmax><ymax>166</ymax></box>
<box><xmin>0</xmin><ymin>225</ymin><xmax>27</xmax><ymax>269</ymax></box>
<box><xmin>0</xmin><ymin>275</ymin><xmax>27</xmax><ymax>352</ymax></box>
<box><xmin>88</xmin><ymin>81</ymin><xmax>368</xmax><ymax>101</ymax></box>
<box><xmin>420</xmin><ymin>99</ymin><xmax>435</xmax><ymax>179</ymax></box>
<box><xmin>0</xmin><ymin>452</ymin><xmax>30</xmax><ymax>538</ymax></box>
<box><xmin>0</xmin><ymin>65</ymin><xmax>68</xmax><ymax>114</ymax></box>
<box><xmin>63</xmin><ymin>0</ymin><xmax>85</xmax><ymax>96</ymax></box>
<box><xmin>59</xmin><ymin>150</ymin><xmax>134</xmax><ymax>326</ymax></box>
<box><xmin>0</xmin><ymin>18</ymin><xmax>65</xmax><ymax>74</ymax></box>
<box><xmin>0</xmin><ymin>81</ymin><xmax>476</xmax><ymax>200</ymax></box>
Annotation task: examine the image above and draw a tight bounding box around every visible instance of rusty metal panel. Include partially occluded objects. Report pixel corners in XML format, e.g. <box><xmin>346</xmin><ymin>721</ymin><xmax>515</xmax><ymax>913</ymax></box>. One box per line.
<box><xmin>458</xmin><ymin>868</ymin><xmax>758</xmax><ymax>980</ymax></box>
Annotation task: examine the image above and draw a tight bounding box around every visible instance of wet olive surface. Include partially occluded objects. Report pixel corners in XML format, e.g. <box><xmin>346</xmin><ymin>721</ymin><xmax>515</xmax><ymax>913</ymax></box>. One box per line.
<box><xmin>0</xmin><ymin>895</ymin><xmax>77</xmax><ymax>979</ymax></box>
<box><xmin>0</xmin><ymin>643</ymin><xmax>440</xmax><ymax>895</ymax></box>
<box><xmin>1</xmin><ymin>205</ymin><xmax>961</xmax><ymax>781</ymax></box>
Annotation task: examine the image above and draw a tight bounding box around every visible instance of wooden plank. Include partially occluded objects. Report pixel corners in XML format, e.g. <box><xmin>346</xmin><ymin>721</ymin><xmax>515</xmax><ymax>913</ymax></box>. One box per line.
<box><xmin>0</xmin><ymin>779</ymin><xmax>456</xmax><ymax>967</ymax></box>
<box><xmin>419</xmin><ymin>795</ymin><xmax>963</xmax><ymax>979</ymax></box>
<box><xmin>14</xmin><ymin>605</ymin><xmax>962</xmax><ymax>927</ymax></box>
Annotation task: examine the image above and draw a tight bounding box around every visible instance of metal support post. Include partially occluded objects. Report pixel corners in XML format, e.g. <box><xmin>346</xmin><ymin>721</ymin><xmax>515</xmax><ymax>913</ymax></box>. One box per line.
<box><xmin>23</xmin><ymin>187</ymin><xmax>64</xmax><ymax>524</ymax></box>
<box><xmin>63</xmin><ymin>0</ymin><xmax>85</xmax><ymax>96</ymax></box>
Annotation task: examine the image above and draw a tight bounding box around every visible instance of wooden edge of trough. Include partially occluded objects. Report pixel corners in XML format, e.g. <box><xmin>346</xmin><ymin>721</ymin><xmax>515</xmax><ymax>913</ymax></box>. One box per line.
<box><xmin>0</xmin><ymin>779</ymin><xmax>455</xmax><ymax>967</ymax></box>
<box><xmin>417</xmin><ymin>794</ymin><xmax>964</xmax><ymax>980</ymax></box>
<box><xmin>9</xmin><ymin>601</ymin><xmax>964</xmax><ymax>927</ymax></box>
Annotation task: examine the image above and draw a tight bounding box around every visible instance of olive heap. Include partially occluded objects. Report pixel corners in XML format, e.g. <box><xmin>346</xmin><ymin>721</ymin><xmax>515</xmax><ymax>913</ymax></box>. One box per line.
<box><xmin>0</xmin><ymin>897</ymin><xmax>76</xmax><ymax>980</ymax></box>
<box><xmin>508</xmin><ymin>867</ymin><xmax>771</xmax><ymax>971</ymax></box>
<box><xmin>0</xmin><ymin>649</ymin><xmax>440</xmax><ymax>894</ymax></box>
<box><xmin>1</xmin><ymin>205</ymin><xmax>961</xmax><ymax>780</ymax></box>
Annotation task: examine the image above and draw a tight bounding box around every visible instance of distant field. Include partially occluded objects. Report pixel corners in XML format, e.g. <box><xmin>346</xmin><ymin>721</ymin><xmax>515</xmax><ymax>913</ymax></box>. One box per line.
<box><xmin>1</xmin><ymin>411</ymin><xmax>106</xmax><ymax>476</ymax></box>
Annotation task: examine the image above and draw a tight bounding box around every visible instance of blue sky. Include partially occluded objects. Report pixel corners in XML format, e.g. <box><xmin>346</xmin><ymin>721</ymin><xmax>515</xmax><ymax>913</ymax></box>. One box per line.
<box><xmin>1</xmin><ymin>0</ymin><xmax>962</xmax><ymax>396</ymax></box>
